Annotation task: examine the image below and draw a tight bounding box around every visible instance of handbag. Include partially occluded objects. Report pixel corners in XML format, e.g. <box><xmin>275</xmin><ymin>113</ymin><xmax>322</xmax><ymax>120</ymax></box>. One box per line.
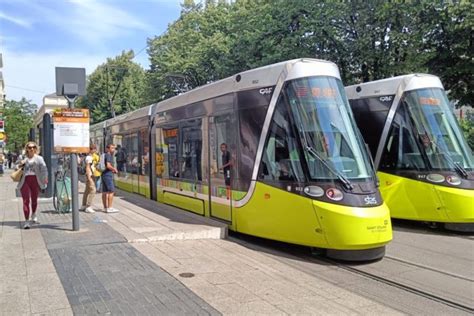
<box><xmin>10</xmin><ymin>167</ymin><xmax>24</xmax><ymax>182</ymax></box>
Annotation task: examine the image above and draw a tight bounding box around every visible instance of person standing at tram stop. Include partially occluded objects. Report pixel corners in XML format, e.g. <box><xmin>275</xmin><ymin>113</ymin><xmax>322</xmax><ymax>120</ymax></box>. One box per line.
<box><xmin>17</xmin><ymin>142</ymin><xmax>48</xmax><ymax>229</ymax></box>
<box><xmin>101</xmin><ymin>144</ymin><xmax>119</xmax><ymax>213</ymax></box>
<box><xmin>219</xmin><ymin>143</ymin><xmax>232</xmax><ymax>200</ymax></box>
<box><xmin>92</xmin><ymin>146</ymin><xmax>102</xmax><ymax>192</ymax></box>
<box><xmin>80</xmin><ymin>144</ymin><xmax>98</xmax><ymax>214</ymax></box>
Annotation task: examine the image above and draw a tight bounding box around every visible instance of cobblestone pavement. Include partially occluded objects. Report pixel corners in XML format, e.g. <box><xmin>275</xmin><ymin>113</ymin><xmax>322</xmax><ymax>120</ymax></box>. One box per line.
<box><xmin>2</xmin><ymin>169</ymin><xmax>401</xmax><ymax>315</ymax></box>
<box><xmin>41</xmin><ymin>216</ymin><xmax>219</xmax><ymax>315</ymax></box>
<box><xmin>1</xmin><ymin>171</ymin><xmax>220</xmax><ymax>315</ymax></box>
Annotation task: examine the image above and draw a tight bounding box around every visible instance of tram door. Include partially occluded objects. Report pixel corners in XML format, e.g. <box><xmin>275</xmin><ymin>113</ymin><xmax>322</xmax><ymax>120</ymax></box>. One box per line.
<box><xmin>139</xmin><ymin>129</ymin><xmax>149</xmax><ymax>196</ymax></box>
<box><xmin>130</xmin><ymin>131</ymin><xmax>141</xmax><ymax>194</ymax></box>
<box><xmin>208</xmin><ymin>114</ymin><xmax>235</xmax><ymax>222</ymax></box>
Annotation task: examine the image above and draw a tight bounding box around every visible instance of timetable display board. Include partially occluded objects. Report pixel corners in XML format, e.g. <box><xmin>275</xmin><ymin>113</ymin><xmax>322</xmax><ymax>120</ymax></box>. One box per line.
<box><xmin>53</xmin><ymin>108</ymin><xmax>90</xmax><ymax>153</ymax></box>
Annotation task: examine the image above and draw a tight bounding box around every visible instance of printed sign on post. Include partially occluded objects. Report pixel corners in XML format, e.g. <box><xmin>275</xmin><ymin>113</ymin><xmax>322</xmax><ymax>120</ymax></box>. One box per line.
<box><xmin>53</xmin><ymin>108</ymin><xmax>90</xmax><ymax>153</ymax></box>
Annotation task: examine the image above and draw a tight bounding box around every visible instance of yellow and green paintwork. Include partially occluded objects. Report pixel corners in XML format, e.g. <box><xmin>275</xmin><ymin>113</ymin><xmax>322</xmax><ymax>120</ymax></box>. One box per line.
<box><xmin>114</xmin><ymin>176</ymin><xmax>151</xmax><ymax>198</ymax></box>
<box><xmin>378</xmin><ymin>172</ymin><xmax>474</xmax><ymax>223</ymax></box>
<box><xmin>235</xmin><ymin>182</ymin><xmax>392</xmax><ymax>250</ymax></box>
<box><xmin>153</xmin><ymin>180</ymin><xmax>392</xmax><ymax>250</ymax></box>
<box><xmin>115</xmin><ymin>172</ymin><xmax>392</xmax><ymax>250</ymax></box>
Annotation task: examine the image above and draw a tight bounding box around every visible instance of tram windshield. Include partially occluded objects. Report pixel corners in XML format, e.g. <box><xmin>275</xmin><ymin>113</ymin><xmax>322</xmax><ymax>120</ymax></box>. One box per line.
<box><xmin>404</xmin><ymin>88</ymin><xmax>474</xmax><ymax>171</ymax></box>
<box><xmin>286</xmin><ymin>77</ymin><xmax>372</xmax><ymax>180</ymax></box>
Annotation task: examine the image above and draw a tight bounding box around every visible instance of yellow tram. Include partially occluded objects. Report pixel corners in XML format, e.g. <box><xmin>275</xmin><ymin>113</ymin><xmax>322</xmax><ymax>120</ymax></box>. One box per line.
<box><xmin>92</xmin><ymin>59</ymin><xmax>393</xmax><ymax>260</ymax></box>
<box><xmin>346</xmin><ymin>74</ymin><xmax>474</xmax><ymax>232</ymax></box>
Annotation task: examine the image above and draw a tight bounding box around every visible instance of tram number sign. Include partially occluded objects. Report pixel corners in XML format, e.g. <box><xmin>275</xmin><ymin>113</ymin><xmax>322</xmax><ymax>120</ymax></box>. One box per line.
<box><xmin>53</xmin><ymin>108</ymin><xmax>90</xmax><ymax>154</ymax></box>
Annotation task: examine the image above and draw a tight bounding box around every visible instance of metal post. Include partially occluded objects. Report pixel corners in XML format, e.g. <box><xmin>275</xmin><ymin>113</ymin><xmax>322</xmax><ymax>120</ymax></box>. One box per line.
<box><xmin>29</xmin><ymin>128</ymin><xmax>36</xmax><ymax>142</ymax></box>
<box><xmin>67</xmin><ymin>98</ymin><xmax>80</xmax><ymax>231</ymax></box>
<box><xmin>42</xmin><ymin>114</ymin><xmax>53</xmax><ymax>198</ymax></box>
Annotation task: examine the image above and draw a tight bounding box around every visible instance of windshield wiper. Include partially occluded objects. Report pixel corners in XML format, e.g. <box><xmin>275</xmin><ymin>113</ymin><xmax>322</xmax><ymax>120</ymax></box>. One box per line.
<box><xmin>430</xmin><ymin>140</ymin><xmax>469</xmax><ymax>179</ymax></box>
<box><xmin>304</xmin><ymin>145</ymin><xmax>354</xmax><ymax>191</ymax></box>
<box><xmin>290</xmin><ymin>103</ymin><xmax>354</xmax><ymax>190</ymax></box>
<box><xmin>406</xmin><ymin>107</ymin><xmax>468</xmax><ymax>179</ymax></box>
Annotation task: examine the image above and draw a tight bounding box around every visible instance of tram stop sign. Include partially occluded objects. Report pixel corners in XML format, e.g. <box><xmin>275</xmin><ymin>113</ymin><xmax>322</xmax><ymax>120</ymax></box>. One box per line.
<box><xmin>55</xmin><ymin>67</ymin><xmax>86</xmax><ymax>98</ymax></box>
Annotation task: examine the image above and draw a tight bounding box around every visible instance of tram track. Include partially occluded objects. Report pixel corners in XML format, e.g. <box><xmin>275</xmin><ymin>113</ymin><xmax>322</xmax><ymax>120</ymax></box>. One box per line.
<box><xmin>317</xmin><ymin>256</ymin><xmax>474</xmax><ymax>314</ymax></box>
<box><xmin>384</xmin><ymin>255</ymin><xmax>473</xmax><ymax>282</ymax></box>
<box><xmin>230</xmin><ymin>233</ymin><xmax>474</xmax><ymax>314</ymax></box>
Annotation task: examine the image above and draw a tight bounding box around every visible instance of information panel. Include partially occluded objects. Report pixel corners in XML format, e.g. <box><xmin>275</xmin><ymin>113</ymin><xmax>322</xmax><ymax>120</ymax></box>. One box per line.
<box><xmin>53</xmin><ymin>108</ymin><xmax>90</xmax><ymax>153</ymax></box>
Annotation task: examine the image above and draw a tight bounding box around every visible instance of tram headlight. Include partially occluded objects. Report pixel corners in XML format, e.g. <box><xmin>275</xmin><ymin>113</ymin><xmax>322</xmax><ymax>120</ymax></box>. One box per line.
<box><xmin>446</xmin><ymin>175</ymin><xmax>461</xmax><ymax>186</ymax></box>
<box><xmin>426</xmin><ymin>173</ymin><xmax>445</xmax><ymax>183</ymax></box>
<box><xmin>326</xmin><ymin>188</ymin><xmax>343</xmax><ymax>201</ymax></box>
<box><xmin>304</xmin><ymin>186</ymin><xmax>324</xmax><ymax>197</ymax></box>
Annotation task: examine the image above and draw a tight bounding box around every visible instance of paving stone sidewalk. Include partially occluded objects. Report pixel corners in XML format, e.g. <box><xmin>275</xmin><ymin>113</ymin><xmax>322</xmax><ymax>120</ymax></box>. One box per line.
<box><xmin>2</xmin><ymin>169</ymin><xmax>401</xmax><ymax>315</ymax></box>
<box><xmin>1</xmin><ymin>171</ymin><xmax>220</xmax><ymax>315</ymax></box>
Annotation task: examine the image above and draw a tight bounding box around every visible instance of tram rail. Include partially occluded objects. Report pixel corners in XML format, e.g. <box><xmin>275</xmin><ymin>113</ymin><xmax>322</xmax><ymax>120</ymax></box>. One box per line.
<box><xmin>328</xmin><ymin>258</ymin><xmax>474</xmax><ymax>314</ymax></box>
<box><xmin>229</xmin><ymin>232</ymin><xmax>474</xmax><ymax>314</ymax></box>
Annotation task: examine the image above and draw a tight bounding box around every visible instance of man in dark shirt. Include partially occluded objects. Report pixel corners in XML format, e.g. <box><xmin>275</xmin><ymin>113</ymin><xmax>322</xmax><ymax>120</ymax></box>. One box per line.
<box><xmin>219</xmin><ymin>143</ymin><xmax>232</xmax><ymax>199</ymax></box>
<box><xmin>102</xmin><ymin>144</ymin><xmax>119</xmax><ymax>213</ymax></box>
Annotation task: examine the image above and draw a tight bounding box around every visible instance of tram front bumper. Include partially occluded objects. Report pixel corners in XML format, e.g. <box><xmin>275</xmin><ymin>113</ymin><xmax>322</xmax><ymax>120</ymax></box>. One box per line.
<box><xmin>435</xmin><ymin>186</ymin><xmax>474</xmax><ymax>223</ymax></box>
<box><xmin>313</xmin><ymin>201</ymin><xmax>392</xmax><ymax>250</ymax></box>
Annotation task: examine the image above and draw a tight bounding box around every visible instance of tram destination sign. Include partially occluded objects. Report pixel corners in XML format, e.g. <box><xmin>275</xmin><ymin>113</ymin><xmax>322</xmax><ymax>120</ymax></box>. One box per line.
<box><xmin>53</xmin><ymin>108</ymin><xmax>90</xmax><ymax>154</ymax></box>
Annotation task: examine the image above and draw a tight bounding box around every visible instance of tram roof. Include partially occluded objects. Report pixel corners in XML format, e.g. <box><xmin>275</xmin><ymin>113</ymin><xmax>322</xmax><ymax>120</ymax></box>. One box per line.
<box><xmin>151</xmin><ymin>58</ymin><xmax>339</xmax><ymax>115</ymax></box>
<box><xmin>345</xmin><ymin>73</ymin><xmax>444</xmax><ymax>99</ymax></box>
<box><xmin>103</xmin><ymin>105</ymin><xmax>152</xmax><ymax>128</ymax></box>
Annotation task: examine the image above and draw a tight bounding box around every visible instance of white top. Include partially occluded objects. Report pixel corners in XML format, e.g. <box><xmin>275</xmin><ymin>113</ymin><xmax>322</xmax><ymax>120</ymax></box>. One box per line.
<box><xmin>85</xmin><ymin>155</ymin><xmax>96</xmax><ymax>174</ymax></box>
<box><xmin>24</xmin><ymin>157</ymin><xmax>36</xmax><ymax>176</ymax></box>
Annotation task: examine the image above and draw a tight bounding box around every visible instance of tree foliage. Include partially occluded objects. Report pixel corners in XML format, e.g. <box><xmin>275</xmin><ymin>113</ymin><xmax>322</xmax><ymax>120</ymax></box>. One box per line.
<box><xmin>2</xmin><ymin>98</ymin><xmax>36</xmax><ymax>153</ymax></box>
<box><xmin>78</xmin><ymin>50</ymin><xmax>147</xmax><ymax>123</ymax></box>
<box><xmin>83</xmin><ymin>1</ymin><xmax>472</xmax><ymax>114</ymax></box>
<box><xmin>144</xmin><ymin>0</ymin><xmax>472</xmax><ymax>107</ymax></box>
<box><xmin>460</xmin><ymin>112</ymin><xmax>474</xmax><ymax>150</ymax></box>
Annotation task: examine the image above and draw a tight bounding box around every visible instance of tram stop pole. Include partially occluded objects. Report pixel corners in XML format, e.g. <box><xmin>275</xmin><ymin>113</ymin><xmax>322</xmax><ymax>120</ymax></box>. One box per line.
<box><xmin>66</xmin><ymin>96</ymin><xmax>80</xmax><ymax>231</ymax></box>
<box><xmin>55</xmin><ymin>67</ymin><xmax>86</xmax><ymax>231</ymax></box>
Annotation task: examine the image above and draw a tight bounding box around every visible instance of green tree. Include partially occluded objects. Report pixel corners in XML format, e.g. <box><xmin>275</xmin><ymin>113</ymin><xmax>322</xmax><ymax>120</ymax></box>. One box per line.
<box><xmin>460</xmin><ymin>112</ymin><xmax>474</xmax><ymax>150</ymax></box>
<box><xmin>78</xmin><ymin>50</ymin><xmax>147</xmax><ymax>123</ymax></box>
<box><xmin>145</xmin><ymin>0</ymin><xmax>471</xmax><ymax>109</ymax></box>
<box><xmin>147</xmin><ymin>1</ymin><xmax>233</xmax><ymax>102</ymax></box>
<box><xmin>3</xmin><ymin>98</ymin><xmax>36</xmax><ymax>153</ymax></box>
<box><xmin>419</xmin><ymin>1</ymin><xmax>473</xmax><ymax>107</ymax></box>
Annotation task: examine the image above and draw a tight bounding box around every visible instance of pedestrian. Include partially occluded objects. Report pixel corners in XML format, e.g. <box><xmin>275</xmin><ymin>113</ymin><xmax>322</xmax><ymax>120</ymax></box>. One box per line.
<box><xmin>7</xmin><ymin>152</ymin><xmax>13</xmax><ymax>169</ymax></box>
<box><xmin>80</xmin><ymin>144</ymin><xmax>98</xmax><ymax>213</ymax></box>
<box><xmin>0</xmin><ymin>153</ymin><xmax>4</xmax><ymax>174</ymax></box>
<box><xmin>17</xmin><ymin>141</ymin><xmax>48</xmax><ymax>229</ymax></box>
<box><xmin>115</xmin><ymin>144</ymin><xmax>127</xmax><ymax>177</ymax></box>
<box><xmin>101</xmin><ymin>144</ymin><xmax>119</xmax><ymax>213</ymax></box>
<box><xmin>92</xmin><ymin>147</ymin><xmax>102</xmax><ymax>192</ymax></box>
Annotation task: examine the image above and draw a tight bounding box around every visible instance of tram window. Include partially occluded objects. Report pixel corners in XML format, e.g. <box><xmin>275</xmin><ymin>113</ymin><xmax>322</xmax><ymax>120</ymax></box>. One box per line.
<box><xmin>380</xmin><ymin>113</ymin><xmax>427</xmax><ymax>171</ymax></box>
<box><xmin>164</xmin><ymin>127</ymin><xmax>180</xmax><ymax>178</ymax></box>
<box><xmin>140</xmin><ymin>129</ymin><xmax>150</xmax><ymax>176</ymax></box>
<box><xmin>179</xmin><ymin>120</ymin><xmax>203</xmax><ymax>181</ymax></box>
<box><xmin>259</xmin><ymin>98</ymin><xmax>304</xmax><ymax>182</ymax></box>
<box><xmin>238</xmin><ymin>107</ymin><xmax>267</xmax><ymax>191</ymax></box>
<box><xmin>155</xmin><ymin>128</ymin><xmax>168</xmax><ymax>178</ymax></box>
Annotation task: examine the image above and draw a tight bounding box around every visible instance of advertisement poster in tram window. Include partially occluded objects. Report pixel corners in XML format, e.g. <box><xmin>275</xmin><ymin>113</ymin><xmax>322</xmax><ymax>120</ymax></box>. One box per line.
<box><xmin>52</xmin><ymin>108</ymin><xmax>90</xmax><ymax>153</ymax></box>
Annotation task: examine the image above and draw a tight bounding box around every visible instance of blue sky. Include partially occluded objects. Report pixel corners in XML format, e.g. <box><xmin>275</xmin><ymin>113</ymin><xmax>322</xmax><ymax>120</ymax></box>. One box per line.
<box><xmin>0</xmin><ymin>0</ymin><xmax>182</xmax><ymax>106</ymax></box>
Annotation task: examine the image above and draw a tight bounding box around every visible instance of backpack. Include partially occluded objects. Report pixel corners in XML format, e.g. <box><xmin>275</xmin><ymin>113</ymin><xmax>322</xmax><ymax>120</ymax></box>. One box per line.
<box><xmin>97</xmin><ymin>153</ymin><xmax>107</xmax><ymax>172</ymax></box>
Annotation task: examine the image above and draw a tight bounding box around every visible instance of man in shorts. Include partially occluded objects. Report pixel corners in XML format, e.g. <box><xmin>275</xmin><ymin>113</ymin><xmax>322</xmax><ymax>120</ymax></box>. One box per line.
<box><xmin>101</xmin><ymin>144</ymin><xmax>119</xmax><ymax>213</ymax></box>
